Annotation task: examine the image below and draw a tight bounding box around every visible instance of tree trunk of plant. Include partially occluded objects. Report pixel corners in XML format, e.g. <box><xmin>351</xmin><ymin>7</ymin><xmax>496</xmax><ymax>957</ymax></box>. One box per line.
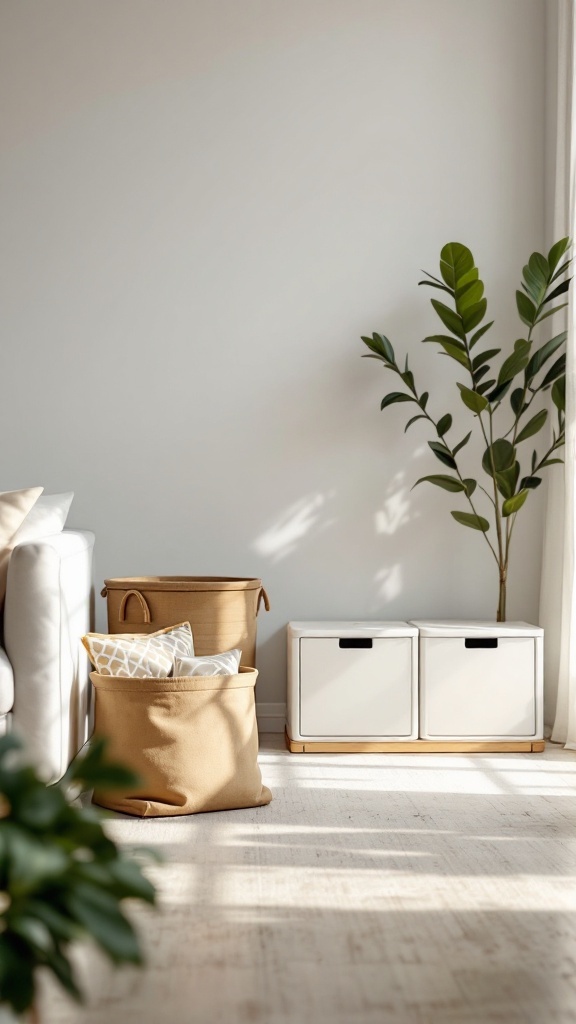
<box><xmin>497</xmin><ymin>573</ymin><xmax>507</xmax><ymax>622</ymax></box>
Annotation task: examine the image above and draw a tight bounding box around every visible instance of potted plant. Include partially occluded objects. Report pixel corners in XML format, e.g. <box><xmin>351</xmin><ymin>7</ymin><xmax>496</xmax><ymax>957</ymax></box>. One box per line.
<box><xmin>360</xmin><ymin>239</ymin><xmax>571</xmax><ymax>744</ymax></box>
<box><xmin>361</xmin><ymin>239</ymin><xmax>570</xmax><ymax>621</ymax></box>
<box><xmin>0</xmin><ymin>734</ymin><xmax>158</xmax><ymax>1022</ymax></box>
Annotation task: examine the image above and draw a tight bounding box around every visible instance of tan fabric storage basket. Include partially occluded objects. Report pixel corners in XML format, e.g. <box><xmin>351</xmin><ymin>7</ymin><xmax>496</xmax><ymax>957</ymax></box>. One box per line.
<box><xmin>101</xmin><ymin>576</ymin><xmax>269</xmax><ymax>668</ymax></box>
<box><xmin>91</xmin><ymin>667</ymin><xmax>272</xmax><ymax>817</ymax></box>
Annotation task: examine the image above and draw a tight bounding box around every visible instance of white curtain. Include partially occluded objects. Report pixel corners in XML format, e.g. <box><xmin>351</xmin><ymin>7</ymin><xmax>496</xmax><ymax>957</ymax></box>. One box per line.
<box><xmin>540</xmin><ymin>0</ymin><xmax>576</xmax><ymax>748</ymax></box>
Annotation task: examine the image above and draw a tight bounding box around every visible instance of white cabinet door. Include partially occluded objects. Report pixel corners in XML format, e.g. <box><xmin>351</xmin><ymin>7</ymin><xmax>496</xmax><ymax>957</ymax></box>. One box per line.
<box><xmin>299</xmin><ymin>637</ymin><xmax>413</xmax><ymax>737</ymax></box>
<box><xmin>421</xmin><ymin>637</ymin><xmax>536</xmax><ymax>737</ymax></box>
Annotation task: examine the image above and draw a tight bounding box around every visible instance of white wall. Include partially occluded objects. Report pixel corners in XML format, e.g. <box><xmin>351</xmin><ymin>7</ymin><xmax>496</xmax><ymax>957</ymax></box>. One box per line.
<box><xmin>0</xmin><ymin>0</ymin><xmax>547</xmax><ymax>707</ymax></box>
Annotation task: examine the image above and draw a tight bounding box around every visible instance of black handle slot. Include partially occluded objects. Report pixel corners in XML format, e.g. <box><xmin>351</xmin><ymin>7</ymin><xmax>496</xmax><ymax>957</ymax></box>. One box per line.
<box><xmin>339</xmin><ymin>638</ymin><xmax>373</xmax><ymax>649</ymax></box>
<box><xmin>464</xmin><ymin>637</ymin><xmax>498</xmax><ymax>649</ymax></box>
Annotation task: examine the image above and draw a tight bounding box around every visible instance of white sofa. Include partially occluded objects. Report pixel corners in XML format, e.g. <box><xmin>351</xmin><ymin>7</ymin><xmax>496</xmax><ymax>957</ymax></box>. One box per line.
<box><xmin>1</xmin><ymin>529</ymin><xmax>95</xmax><ymax>782</ymax></box>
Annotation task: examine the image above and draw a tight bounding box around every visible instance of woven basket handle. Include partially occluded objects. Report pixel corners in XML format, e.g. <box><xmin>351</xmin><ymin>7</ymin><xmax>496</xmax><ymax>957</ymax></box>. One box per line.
<box><xmin>117</xmin><ymin>589</ymin><xmax>151</xmax><ymax>624</ymax></box>
<box><xmin>256</xmin><ymin>586</ymin><xmax>270</xmax><ymax>614</ymax></box>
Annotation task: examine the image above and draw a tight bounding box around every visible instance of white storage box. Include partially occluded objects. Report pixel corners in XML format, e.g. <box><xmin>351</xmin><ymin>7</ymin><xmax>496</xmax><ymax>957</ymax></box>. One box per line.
<box><xmin>287</xmin><ymin>621</ymin><xmax>418</xmax><ymax>743</ymax></box>
<box><xmin>412</xmin><ymin>620</ymin><xmax>543</xmax><ymax>742</ymax></box>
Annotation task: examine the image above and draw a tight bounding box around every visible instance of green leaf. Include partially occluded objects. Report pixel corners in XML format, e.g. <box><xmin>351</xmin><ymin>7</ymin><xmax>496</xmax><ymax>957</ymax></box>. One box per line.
<box><xmin>418</xmin><ymin>279</ymin><xmax>454</xmax><ymax>296</ymax></box>
<box><xmin>451</xmin><ymin>511</ymin><xmax>490</xmax><ymax>532</ymax></box>
<box><xmin>4</xmin><ymin>825</ymin><xmax>70</xmax><ymax>892</ymax></box>
<box><xmin>414</xmin><ymin>474</ymin><xmax>465</xmax><ymax>493</ymax></box>
<box><xmin>0</xmin><ymin>934</ymin><xmax>35</xmax><ymax>1014</ymax></box>
<box><xmin>551</xmin><ymin>258</ymin><xmax>572</xmax><ymax>282</ymax></box>
<box><xmin>361</xmin><ymin>337</ymin><xmax>387</xmax><ymax>362</ymax></box>
<box><xmin>472</xmin><ymin>348</ymin><xmax>501</xmax><ymax>371</ymax></box>
<box><xmin>541</xmin><ymin>457</ymin><xmax>564</xmax><ymax>467</ymax></box>
<box><xmin>430</xmin><ymin>299</ymin><xmax>466</xmax><ymax>340</ymax></box>
<box><xmin>528</xmin><ymin>251</ymin><xmax>550</xmax><ymax>284</ymax></box>
<box><xmin>469</xmin><ymin>321</ymin><xmax>494</xmax><ymax>347</ymax></box>
<box><xmin>430</xmin><ymin>337</ymin><xmax>471</xmax><ymax>368</ymax></box>
<box><xmin>542</xmin><ymin>278</ymin><xmax>571</xmax><ymax>305</ymax></box>
<box><xmin>552</xmin><ymin>376</ymin><xmax>566</xmax><ymax>411</ymax></box>
<box><xmin>428</xmin><ymin>441</ymin><xmax>457</xmax><ymax>469</ymax></box>
<box><xmin>17</xmin><ymin>786</ymin><xmax>66</xmax><ymax>829</ymax></box>
<box><xmin>453</xmin><ymin>431</ymin><xmax>472</xmax><ymax>455</ymax></box>
<box><xmin>423</xmin><ymin>333</ymin><xmax>466</xmax><ymax>351</ymax></box>
<box><xmin>520</xmin><ymin>476</ymin><xmax>542</xmax><ymax>490</ymax></box>
<box><xmin>516</xmin><ymin>290</ymin><xmax>537</xmax><ymax>326</ymax></box>
<box><xmin>455</xmin><ymin>278</ymin><xmax>484</xmax><ymax>309</ymax></box>
<box><xmin>105</xmin><ymin>858</ymin><xmax>157</xmax><ymax>905</ymax></box>
<box><xmin>547</xmin><ymin>237</ymin><xmax>570</xmax><ymax>274</ymax></box>
<box><xmin>477</xmin><ymin>378</ymin><xmax>497</xmax><ymax>395</ymax></box>
<box><xmin>437</xmin><ymin>413</ymin><xmax>452</xmax><ymax>436</ymax></box>
<box><xmin>9</xmin><ymin>915</ymin><xmax>54</xmax><ymax>955</ymax></box>
<box><xmin>376</xmin><ymin>333</ymin><xmax>396</xmax><ymax>363</ymax></box>
<box><xmin>522</xmin><ymin>264</ymin><xmax>547</xmax><ymax>305</ymax></box>
<box><xmin>457</xmin><ymin>267</ymin><xmax>480</xmax><ymax>289</ymax></box>
<box><xmin>41</xmin><ymin>945</ymin><xmax>82</xmax><ymax>1003</ymax></box>
<box><xmin>515</xmin><ymin>409</ymin><xmax>548</xmax><ymax>444</ymax></box>
<box><xmin>462</xmin><ymin>299</ymin><xmax>487</xmax><ymax>333</ymax></box>
<box><xmin>404</xmin><ymin>414</ymin><xmax>427</xmax><ymax>432</ymax></box>
<box><xmin>463</xmin><ymin>478</ymin><xmax>477</xmax><ymax>497</ymax></box>
<box><xmin>487</xmin><ymin>379</ymin><xmax>512</xmax><ymax>403</ymax></box>
<box><xmin>419</xmin><ymin>269</ymin><xmax>452</xmax><ymax>289</ymax></box>
<box><xmin>439</xmin><ymin>242</ymin><xmax>475</xmax><ymax>289</ymax></box>
<box><xmin>495</xmin><ymin>462</ymin><xmax>520</xmax><ymax>499</ymax></box>
<box><xmin>420</xmin><ymin>391</ymin><xmax>429</xmax><ymax>409</ymax></box>
<box><xmin>23</xmin><ymin>901</ymin><xmax>80</xmax><ymax>943</ymax></box>
<box><xmin>482</xmin><ymin>439</ymin><xmax>516</xmax><ymax>475</ymax></box>
<box><xmin>498</xmin><ymin>340</ymin><xmax>531</xmax><ymax>385</ymax></box>
<box><xmin>380</xmin><ymin>392</ymin><xmax>414</xmax><ymax>411</ymax></box>
<box><xmin>361</xmin><ymin>334</ymin><xmax>395</xmax><ymax>363</ymax></box>
<box><xmin>535</xmin><ymin>301</ymin><xmax>569</xmax><ymax>324</ymax></box>
<box><xmin>473</xmin><ymin>364</ymin><xmax>491</xmax><ymax>383</ymax></box>
<box><xmin>525</xmin><ymin>332</ymin><xmax>567</xmax><ymax>383</ymax></box>
<box><xmin>65</xmin><ymin>886</ymin><xmax>143</xmax><ymax>965</ymax></box>
<box><xmin>457</xmin><ymin>383</ymin><xmax>488</xmax><ymax>414</ymax></box>
<box><xmin>541</xmin><ymin>353</ymin><xmax>566</xmax><ymax>387</ymax></box>
<box><xmin>401</xmin><ymin>369</ymin><xmax>416</xmax><ymax>393</ymax></box>
<box><xmin>510</xmin><ymin>387</ymin><xmax>525</xmax><ymax>415</ymax></box>
<box><xmin>502</xmin><ymin>490</ymin><xmax>529</xmax><ymax>517</ymax></box>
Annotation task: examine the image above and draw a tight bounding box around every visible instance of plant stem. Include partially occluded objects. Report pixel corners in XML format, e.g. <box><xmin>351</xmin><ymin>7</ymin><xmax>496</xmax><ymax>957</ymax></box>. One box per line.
<box><xmin>486</xmin><ymin>406</ymin><xmax>508</xmax><ymax>618</ymax></box>
<box><xmin>497</xmin><ymin>572</ymin><xmax>507</xmax><ymax>622</ymax></box>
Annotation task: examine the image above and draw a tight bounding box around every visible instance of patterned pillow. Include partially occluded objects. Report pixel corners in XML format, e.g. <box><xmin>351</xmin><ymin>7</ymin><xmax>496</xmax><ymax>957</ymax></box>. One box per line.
<box><xmin>82</xmin><ymin>622</ymin><xmax>194</xmax><ymax>677</ymax></box>
<box><xmin>173</xmin><ymin>648</ymin><xmax>241</xmax><ymax>677</ymax></box>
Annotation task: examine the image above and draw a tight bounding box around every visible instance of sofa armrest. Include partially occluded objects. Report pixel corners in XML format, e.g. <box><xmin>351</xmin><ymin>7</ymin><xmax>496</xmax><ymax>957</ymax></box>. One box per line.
<box><xmin>4</xmin><ymin>529</ymin><xmax>95</xmax><ymax>781</ymax></box>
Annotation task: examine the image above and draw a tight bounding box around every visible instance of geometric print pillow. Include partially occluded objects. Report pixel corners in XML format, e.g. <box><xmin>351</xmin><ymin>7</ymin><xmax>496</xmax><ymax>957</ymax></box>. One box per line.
<box><xmin>82</xmin><ymin>621</ymin><xmax>194</xmax><ymax>677</ymax></box>
<box><xmin>173</xmin><ymin>648</ymin><xmax>241</xmax><ymax>677</ymax></box>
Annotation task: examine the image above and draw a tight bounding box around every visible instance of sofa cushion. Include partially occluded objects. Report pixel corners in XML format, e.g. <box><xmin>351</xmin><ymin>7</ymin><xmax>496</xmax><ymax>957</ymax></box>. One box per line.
<box><xmin>0</xmin><ymin>487</ymin><xmax>43</xmax><ymax>609</ymax></box>
<box><xmin>0</xmin><ymin>645</ymin><xmax>14</xmax><ymax>715</ymax></box>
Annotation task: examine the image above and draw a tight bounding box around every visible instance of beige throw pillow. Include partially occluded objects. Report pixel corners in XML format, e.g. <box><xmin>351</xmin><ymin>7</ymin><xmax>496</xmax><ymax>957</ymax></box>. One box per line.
<box><xmin>0</xmin><ymin>487</ymin><xmax>44</xmax><ymax>608</ymax></box>
<box><xmin>14</xmin><ymin>492</ymin><xmax>73</xmax><ymax>545</ymax></box>
<box><xmin>82</xmin><ymin>621</ymin><xmax>194</xmax><ymax>678</ymax></box>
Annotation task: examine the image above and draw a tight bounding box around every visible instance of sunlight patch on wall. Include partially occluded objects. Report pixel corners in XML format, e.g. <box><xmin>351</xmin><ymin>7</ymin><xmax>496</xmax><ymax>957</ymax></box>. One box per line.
<box><xmin>374</xmin><ymin>564</ymin><xmax>402</xmax><ymax>602</ymax></box>
<box><xmin>253</xmin><ymin>493</ymin><xmax>335</xmax><ymax>562</ymax></box>
<box><xmin>374</xmin><ymin>472</ymin><xmax>412</xmax><ymax>536</ymax></box>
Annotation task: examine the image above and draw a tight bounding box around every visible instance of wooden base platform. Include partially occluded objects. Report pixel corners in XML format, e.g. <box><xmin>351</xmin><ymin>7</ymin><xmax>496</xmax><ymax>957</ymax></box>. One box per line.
<box><xmin>285</xmin><ymin>730</ymin><xmax>545</xmax><ymax>754</ymax></box>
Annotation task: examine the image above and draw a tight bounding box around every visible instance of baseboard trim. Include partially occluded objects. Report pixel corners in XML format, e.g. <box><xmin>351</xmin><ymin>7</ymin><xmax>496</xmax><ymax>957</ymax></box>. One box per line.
<box><xmin>256</xmin><ymin>702</ymin><xmax>286</xmax><ymax>733</ymax></box>
<box><xmin>285</xmin><ymin>729</ymin><xmax>546</xmax><ymax>753</ymax></box>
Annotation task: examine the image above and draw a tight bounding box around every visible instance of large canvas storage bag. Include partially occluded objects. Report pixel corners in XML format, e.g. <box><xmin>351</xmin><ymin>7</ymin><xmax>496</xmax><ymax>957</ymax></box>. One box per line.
<box><xmin>91</xmin><ymin>667</ymin><xmax>272</xmax><ymax>817</ymax></box>
<box><xmin>101</xmin><ymin>576</ymin><xmax>270</xmax><ymax>668</ymax></box>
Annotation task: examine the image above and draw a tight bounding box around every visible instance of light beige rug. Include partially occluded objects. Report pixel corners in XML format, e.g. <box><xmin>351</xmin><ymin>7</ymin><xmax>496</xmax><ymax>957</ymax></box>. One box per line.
<box><xmin>41</xmin><ymin>737</ymin><xmax>576</xmax><ymax>1024</ymax></box>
